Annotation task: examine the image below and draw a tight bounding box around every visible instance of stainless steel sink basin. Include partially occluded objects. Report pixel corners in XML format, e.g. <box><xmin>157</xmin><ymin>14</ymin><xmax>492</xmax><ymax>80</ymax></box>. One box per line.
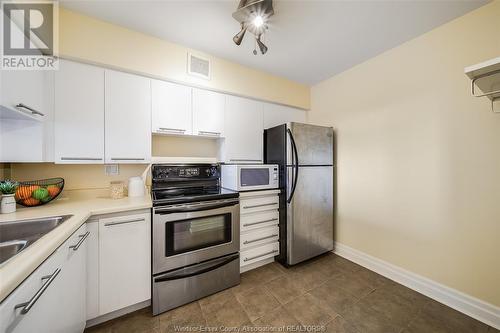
<box><xmin>0</xmin><ymin>240</ymin><xmax>27</xmax><ymax>264</ymax></box>
<box><xmin>0</xmin><ymin>215</ymin><xmax>73</xmax><ymax>265</ymax></box>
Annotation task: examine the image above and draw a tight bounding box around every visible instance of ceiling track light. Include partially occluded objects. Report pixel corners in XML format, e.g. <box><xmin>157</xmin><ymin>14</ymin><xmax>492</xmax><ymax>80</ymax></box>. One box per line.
<box><xmin>233</xmin><ymin>23</ymin><xmax>247</xmax><ymax>45</ymax></box>
<box><xmin>256</xmin><ymin>34</ymin><xmax>268</xmax><ymax>55</ymax></box>
<box><xmin>232</xmin><ymin>0</ymin><xmax>274</xmax><ymax>55</ymax></box>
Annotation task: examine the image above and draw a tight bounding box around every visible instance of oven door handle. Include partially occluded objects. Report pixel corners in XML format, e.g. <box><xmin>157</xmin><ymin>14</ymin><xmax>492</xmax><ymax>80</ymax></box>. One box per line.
<box><xmin>155</xmin><ymin>199</ymin><xmax>239</xmax><ymax>214</ymax></box>
<box><xmin>153</xmin><ymin>254</ymin><xmax>239</xmax><ymax>282</ymax></box>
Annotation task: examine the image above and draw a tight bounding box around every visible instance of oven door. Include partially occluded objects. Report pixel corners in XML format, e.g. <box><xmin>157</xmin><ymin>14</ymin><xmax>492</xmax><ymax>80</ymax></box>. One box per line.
<box><xmin>153</xmin><ymin>198</ymin><xmax>240</xmax><ymax>274</ymax></box>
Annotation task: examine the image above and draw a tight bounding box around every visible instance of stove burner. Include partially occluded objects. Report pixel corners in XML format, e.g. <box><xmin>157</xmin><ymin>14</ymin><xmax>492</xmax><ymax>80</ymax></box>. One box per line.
<box><xmin>151</xmin><ymin>164</ymin><xmax>238</xmax><ymax>206</ymax></box>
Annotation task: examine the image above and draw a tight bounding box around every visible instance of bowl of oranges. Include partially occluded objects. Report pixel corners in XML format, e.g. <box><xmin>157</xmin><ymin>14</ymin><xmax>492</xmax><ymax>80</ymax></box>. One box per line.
<box><xmin>15</xmin><ymin>178</ymin><xmax>64</xmax><ymax>207</ymax></box>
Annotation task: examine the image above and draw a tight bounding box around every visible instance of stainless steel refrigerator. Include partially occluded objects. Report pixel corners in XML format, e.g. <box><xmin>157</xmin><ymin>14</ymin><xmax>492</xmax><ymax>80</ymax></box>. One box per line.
<box><xmin>264</xmin><ymin>122</ymin><xmax>334</xmax><ymax>266</ymax></box>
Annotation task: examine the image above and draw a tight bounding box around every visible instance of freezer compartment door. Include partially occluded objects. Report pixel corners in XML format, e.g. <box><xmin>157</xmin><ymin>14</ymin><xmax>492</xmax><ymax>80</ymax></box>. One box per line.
<box><xmin>289</xmin><ymin>123</ymin><xmax>333</xmax><ymax>166</ymax></box>
<box><xmin>287</xmin><ymin>166</ymin><xmax>333</xmax><ymax>265</ymax></box>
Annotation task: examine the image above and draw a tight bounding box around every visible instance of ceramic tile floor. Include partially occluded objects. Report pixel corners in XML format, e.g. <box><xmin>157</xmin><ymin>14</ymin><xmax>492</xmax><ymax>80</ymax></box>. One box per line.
<box><xmin>85</xmin><ymin>253</ymin><xmax>498</xmax><ymax>333</ymax></box>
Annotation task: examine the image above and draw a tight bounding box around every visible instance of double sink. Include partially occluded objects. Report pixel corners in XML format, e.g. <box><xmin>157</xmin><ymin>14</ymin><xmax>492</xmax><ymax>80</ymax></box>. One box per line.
<box><xmin>0</xmin><ymin>215</ymin><xmax>73</xmax><ymax>265</ymax></box>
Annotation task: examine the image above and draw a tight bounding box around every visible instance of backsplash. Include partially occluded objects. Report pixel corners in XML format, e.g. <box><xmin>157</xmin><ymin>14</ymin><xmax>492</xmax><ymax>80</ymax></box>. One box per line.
<box><xmin>0</xmin><ymin>163</ymin><xmax>11</xmax><ymax>180</ymax></box>
<box><xmin>7</xmin><ymin>136</ymin><xmax>218</xmax><ymax>190</ymax></box>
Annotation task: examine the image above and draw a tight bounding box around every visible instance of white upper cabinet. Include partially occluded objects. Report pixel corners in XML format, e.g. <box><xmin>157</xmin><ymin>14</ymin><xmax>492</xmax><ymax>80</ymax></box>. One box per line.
<box><xmin>263</xmin><ymin>102</ymin><xmax>307</xmax><ymax>129</ymax></box>
<box><xmin>1</xmin><ymin>70</ymin><xmax>52</xmax><ymax>120</ymax></box>
<box><xmin>220</xmin><ymin>95</ymin><xmax>263</xmax><ymax>163</ymax></box>
<box><xmin>192</xmin><ymin>88</ymin><xmax>225</xmax><ymax>137</ymax></box>
<box><xmin>105</xmin><ymin>70</ymin><xmax>151</xmax><ymax>164</ymax></box>
<box><xmin>0</xmin><ymin>70</ymin><xmax>54</xmax><ymax>162</ymax></box>
<box><xmin>55</xmin><ymin>60</ymin><xmax>105</xmax><ymax>164</ymax></box>
<box><xmin>152</xmin><ymin>79</ymin><xmax>192</xmax><ymax>135</ymax></box>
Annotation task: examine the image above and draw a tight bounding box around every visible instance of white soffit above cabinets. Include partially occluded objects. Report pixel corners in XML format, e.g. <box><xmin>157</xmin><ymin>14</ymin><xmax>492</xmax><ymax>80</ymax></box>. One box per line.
<box><xmin>61</xmin><ymin>0</ymin><xmax>489</xmax><ymax>85</ymax></box>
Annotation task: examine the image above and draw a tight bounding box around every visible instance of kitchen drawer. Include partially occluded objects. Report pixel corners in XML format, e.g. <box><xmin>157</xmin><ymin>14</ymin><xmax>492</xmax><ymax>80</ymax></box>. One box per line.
<box><xmin>241</xmin><ymin>226</ymin><xmax>279</xmax><ymax>250</ymax></box>
<box><xmin>240</xmin><ymin>242</ymin><xmax>279</xmax><ymax>267</ymax></box>
<box><xmin>240</xmin><ymin>194</ymin><xmax>279</xmax><ymax>215</ymax></box>
<box><xmin>241</xmin><ymin>210</ymin><xmax>279</xmax><ymax>232</ymax></box>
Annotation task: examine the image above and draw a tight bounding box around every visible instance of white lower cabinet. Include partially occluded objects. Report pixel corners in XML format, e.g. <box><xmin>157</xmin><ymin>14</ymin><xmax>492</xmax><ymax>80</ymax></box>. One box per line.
<box><xmin>86</xmin><ymin>221</ymin><xmax>99</xmax><ymax>320</ymax></box>
<box><xmin>0</xmin><ymin>224</ymin><xmax>88</xmax><ymax>333</ymax></box>
<box><xmin>97</xmin><ymin>212</ymin><xmax>151</xmax><ymax>315</ymax></box>
<box><xmin>239</xmin><ymin>190</ymin><xmax>280</xmax><ymax>271</ymax></box>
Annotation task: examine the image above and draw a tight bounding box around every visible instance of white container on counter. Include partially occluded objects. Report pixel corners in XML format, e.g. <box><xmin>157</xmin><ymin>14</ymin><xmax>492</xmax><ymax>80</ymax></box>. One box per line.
<box><xmin>128</xmin><ymin>177</ymin><xmax>145</xmax><ymax>197</ymax></box>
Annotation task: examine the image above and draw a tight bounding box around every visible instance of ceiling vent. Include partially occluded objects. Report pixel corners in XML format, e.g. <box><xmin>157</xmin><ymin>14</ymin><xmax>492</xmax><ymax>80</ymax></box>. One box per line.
<box><xmin>187</xmin><ymin>53</ymin><xmax>211</xmax><ymax>80</ymax></box>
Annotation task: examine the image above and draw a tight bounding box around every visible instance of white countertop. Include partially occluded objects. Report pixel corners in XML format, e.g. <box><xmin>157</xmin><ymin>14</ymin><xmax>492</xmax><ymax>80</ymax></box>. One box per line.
<box><xmin>0</xmin><ymin>189</ymin><xmax>152</xmax><ymax>303</ymax></box>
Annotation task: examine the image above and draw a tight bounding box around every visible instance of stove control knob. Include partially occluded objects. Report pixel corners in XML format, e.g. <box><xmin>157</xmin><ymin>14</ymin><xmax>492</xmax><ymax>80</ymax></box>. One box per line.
<box><xmin>210</xmin><ymin>167</ymin><xmax>218</xmax><ymax>176</ymax></box>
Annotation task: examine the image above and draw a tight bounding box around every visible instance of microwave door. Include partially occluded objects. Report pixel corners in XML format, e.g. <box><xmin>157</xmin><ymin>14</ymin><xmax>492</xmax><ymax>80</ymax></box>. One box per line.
<box><xmin>240</xmin><ymin>167</ymin><xmax>270</xmax><ymax>188</ymax></box>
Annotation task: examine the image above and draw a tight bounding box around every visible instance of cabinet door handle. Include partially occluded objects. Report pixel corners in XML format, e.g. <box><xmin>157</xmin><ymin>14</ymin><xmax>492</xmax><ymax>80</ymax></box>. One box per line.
<box><xmin>104</xmin><ymin>218</ymin><xmax>144</xmax><ymax>227</ymax></box>
<box><xmin>229</xmin><ymin>159</ymin><xmax>261</xmax><ymax>162</ymax></box>
<box><xmin>15</xmin><ymin>268</ymin><xmax>61</xmax><ymax>314</ymax></box>
<box><xmin>61</xmin><ymin>157</ymin><xmax>103</xmax><ymax>161</ymax></box>
<box><xmin>198</xmin><ymin>131</ymin><xmax>221</xmax><ymax>136</ymax></box>
<box><xmin>243</xmin><ymin>218</ymin><xmax>278</xmax><ymax>227</ymax></box>
<box><xmin>110</xmin><ymin>158</ymin><xmax>145</xmax><ymax>161</ymax></box>
<box><xmin>158</xmin><ymin>127</ymin><xmax>186</xmax><ymax>133</ymax></box>
<box><xmin>243</xmin><ymin>234</ymin><xmax>278</xmax><ymax>245</ymax></box>
<box><xmin>243</xmin><ymin>203</ymin><xmax>277</xmax><ymax>209</ymax></box>
<box><xmin>69</xmin><ymin>232</ymin><xmax>90</xmax><ymax>251</ymax></box>
<box><xmin>243</xmin><ymin>250</ymin><xmax>278</xmax><ymax>262</ymax></box>
<box><xmin>15</xmin><ymin>103</ymin><xmax>45</xmax><ymax>116</ymax></box>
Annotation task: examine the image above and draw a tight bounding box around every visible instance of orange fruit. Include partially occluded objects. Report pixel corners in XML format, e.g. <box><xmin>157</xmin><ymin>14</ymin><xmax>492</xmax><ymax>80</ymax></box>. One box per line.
<box><xmin>23</xmin><ymin>197</ymin><xmax>40</xmax><ymax>206</ymax></box>
<box><xmin>15</xmin><ymin>185</ymin><xmax>39</xmax><ymax>200</ymax></box>
<box><xmin>47</xmin><ymin>185</ymin><xmax>61</xmax><ymax>198</ymax></box>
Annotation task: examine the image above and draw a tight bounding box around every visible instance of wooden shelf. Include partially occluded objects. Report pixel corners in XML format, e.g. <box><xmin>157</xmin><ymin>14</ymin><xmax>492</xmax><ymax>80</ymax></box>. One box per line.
<box><xmin>0</xmin><ymin>105</ymin><xmax>43</xmax><ymax>121</ymax></box>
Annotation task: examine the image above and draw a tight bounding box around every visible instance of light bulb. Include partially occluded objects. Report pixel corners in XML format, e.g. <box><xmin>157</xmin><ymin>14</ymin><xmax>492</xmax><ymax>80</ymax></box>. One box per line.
<box><xmin>253</xmin><ymin>15</ymin><xmax>264</xmax><ymax>28</ymax></box>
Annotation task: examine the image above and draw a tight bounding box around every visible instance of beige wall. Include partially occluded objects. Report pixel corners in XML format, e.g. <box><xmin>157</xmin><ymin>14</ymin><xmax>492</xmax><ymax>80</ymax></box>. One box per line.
<box><xmin>59</xmin><ymin>7</ymin><xmax>309</xmax><ymax>110</ymax></box>
<box><xmin>152</xmin><ymin>135</ymin><xmax>218</xmax><ymax>158</ymax></box>
<box><xmin>309</xmin><ymin>1</ymin><xmax>500</xmax><ymax>306</ymax></box>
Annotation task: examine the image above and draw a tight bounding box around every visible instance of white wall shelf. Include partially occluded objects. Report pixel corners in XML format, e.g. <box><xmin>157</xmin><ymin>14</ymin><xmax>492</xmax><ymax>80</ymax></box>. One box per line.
<box><xmin>465</xmin><ymin>57</ymin><xmax>500</xmax><ymax>112</ymax></box>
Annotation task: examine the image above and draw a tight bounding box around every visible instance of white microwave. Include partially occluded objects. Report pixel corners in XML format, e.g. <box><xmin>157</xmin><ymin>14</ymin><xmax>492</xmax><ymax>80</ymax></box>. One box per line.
<box><xmin>221</xmin><ymin>164</ymin><xmax>279</xmax><ymax>192</ymax></box>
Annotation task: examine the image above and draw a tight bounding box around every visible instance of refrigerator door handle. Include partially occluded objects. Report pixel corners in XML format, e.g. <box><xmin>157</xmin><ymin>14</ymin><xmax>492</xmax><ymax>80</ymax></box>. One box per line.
<box><xmin>287</xmin><ymin>128</ymin><xmax>299</xmax><ymax>203</ymax></box>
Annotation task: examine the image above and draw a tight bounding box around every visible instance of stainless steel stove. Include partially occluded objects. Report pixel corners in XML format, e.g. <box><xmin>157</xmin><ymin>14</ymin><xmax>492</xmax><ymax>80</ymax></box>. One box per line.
<box><xmin>151</xmin><ymin>164</ymin><xmax>240</xmax><ymax>315</ymax></box>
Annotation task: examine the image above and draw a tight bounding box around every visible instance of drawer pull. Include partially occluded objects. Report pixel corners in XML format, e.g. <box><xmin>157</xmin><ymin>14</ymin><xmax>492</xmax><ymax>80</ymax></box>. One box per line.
<box><xmin>243</xmin><ymin>203</ymin><xmax>277</xmax><ymax>209</ymax></box>
<box><xmin>15</xmin><ymin>268</ymin><xmax>61</xmax><ymax>314</ymax></box>
<box><xmin>69</xmin><ymin>231</ymin><xmax>90</xmax><ymax>251</ymax></box>
<box><xmin>104</xmin><ymin>218</ymin><xmax>144</xmax><ymax>227</ymax></box>
<box><xmin>244</xmin><ymin>250</ymin><xmax>278</xmax><ymax>262</ymax></box>
<box><xmin>243</xmin><ymin>234</ymin><xmax>278</xmax><ymax>245</ymax></box>
<box><xmin>243</xmin><ymin>218</ymin><xmax>278</xmax><ymax>227</ymax></box>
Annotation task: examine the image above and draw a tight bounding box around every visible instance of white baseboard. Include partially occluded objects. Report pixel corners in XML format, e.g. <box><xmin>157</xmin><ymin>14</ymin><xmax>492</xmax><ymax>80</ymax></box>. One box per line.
<box><xmin>333</xmin><ymin>242</ymin><xmax>500</xmax><ymax>330</ymax></box>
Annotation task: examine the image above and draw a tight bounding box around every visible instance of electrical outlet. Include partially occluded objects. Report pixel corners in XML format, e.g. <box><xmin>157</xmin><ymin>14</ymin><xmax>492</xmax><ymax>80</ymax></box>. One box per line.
<box><xmin>104</xmin><ymin>164</ymin><xmax>119</xmax><ymax>176</ymax></box>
